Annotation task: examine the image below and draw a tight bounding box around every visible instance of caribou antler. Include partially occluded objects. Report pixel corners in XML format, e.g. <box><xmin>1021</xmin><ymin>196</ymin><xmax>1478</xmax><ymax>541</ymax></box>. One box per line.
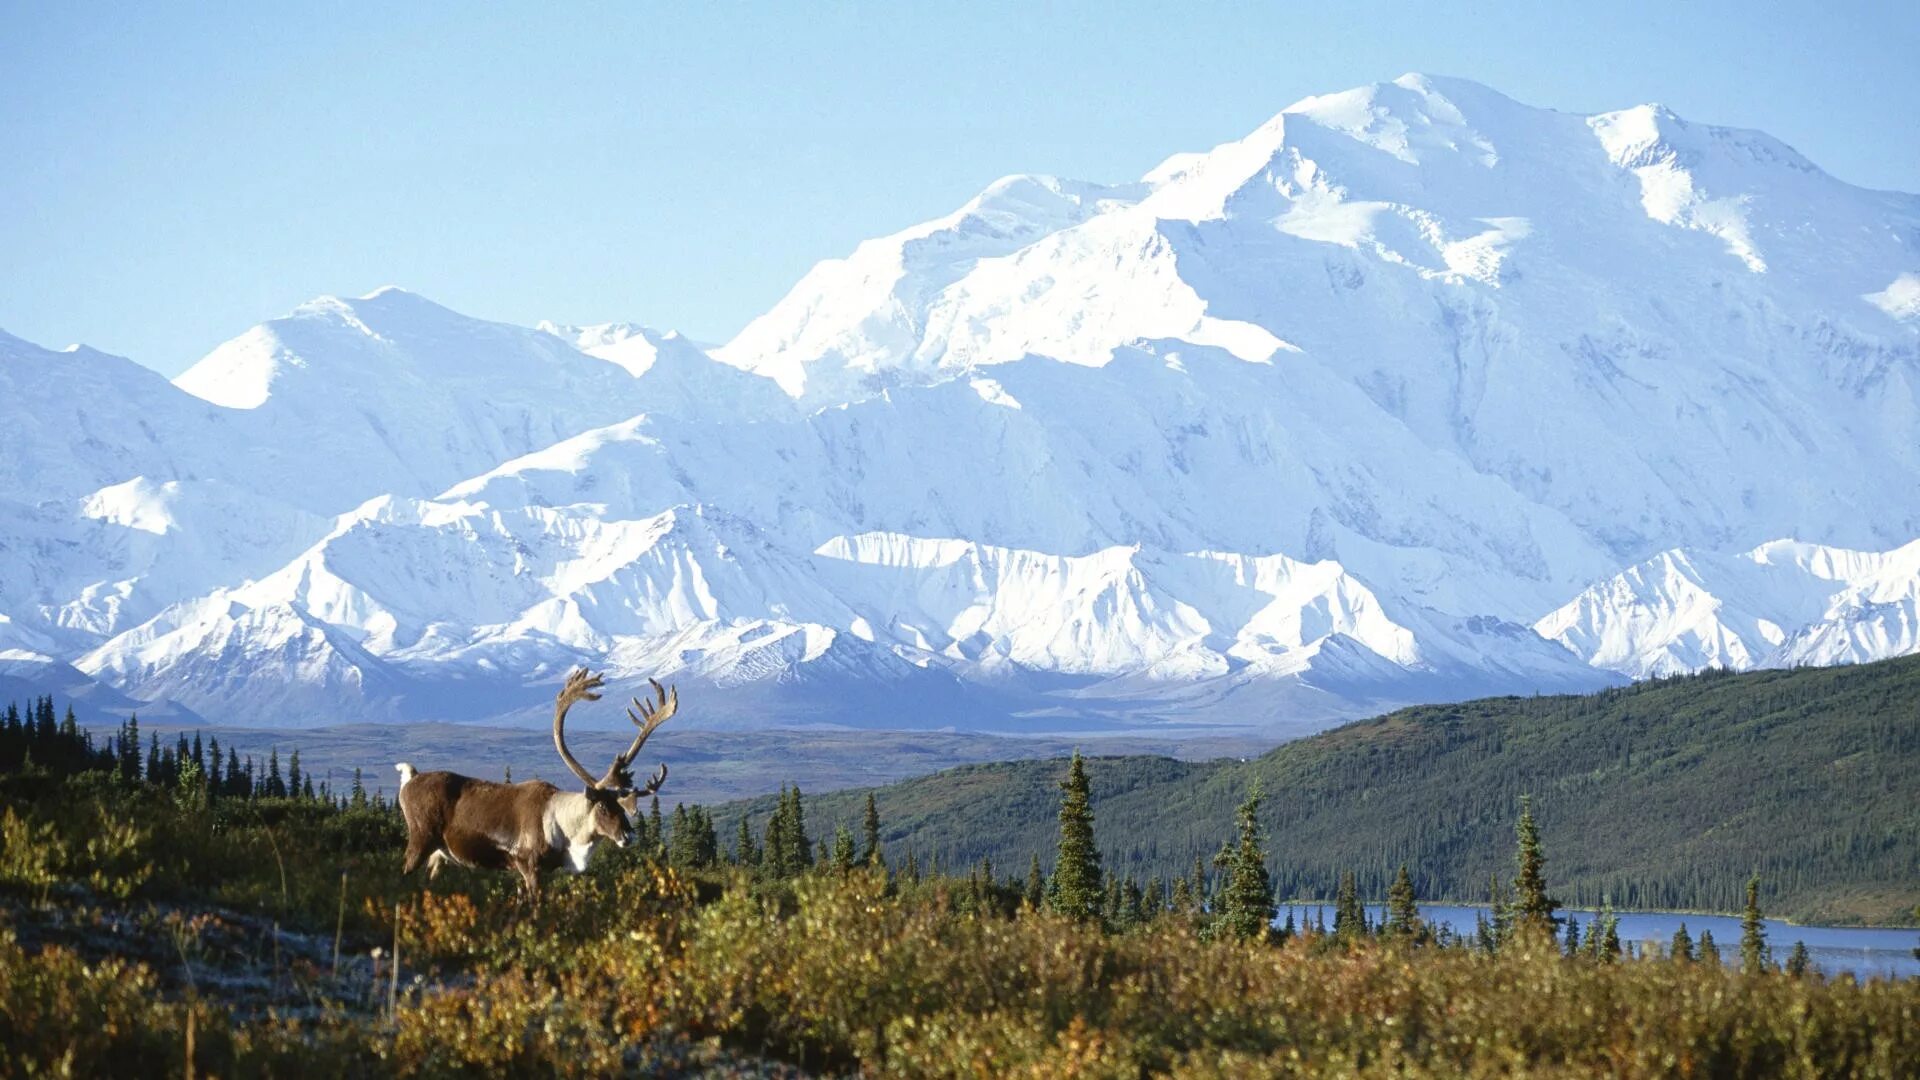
<box><xmin>603</xmin><ymin>678</ymin><xmax>676</xmax><ymax>790</ymax></box>
<box><xmin>551</xmin><ymin>668</ymin><xmax>607</xmax><ymax>788</ymax></box>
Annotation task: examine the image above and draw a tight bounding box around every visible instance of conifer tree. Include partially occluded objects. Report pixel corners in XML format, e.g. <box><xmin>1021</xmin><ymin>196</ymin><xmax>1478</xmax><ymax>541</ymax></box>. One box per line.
<box><xmin>1025</xmin><ymin>854</ymin><xmax>1045</xmax><ymax>909</ymax></box>
<box><xmin>1740</xmin><ymin>874</ymin><xmax>1771</xmax><ymax>974</ymax></box>
<box><xmin>1103</xmin><ymin>875</ymin><xmax>1126</xmax><ymax>928</ymax></box>
<box><xmin>1670</xmin><ymin>922</ymin><xmax>1694</xmax><ymax>962</ymax></box>
<box><xmin>763</xmin><ymin>797</ymin><xmax>789</xmax><ymax>877</ymax></box>
<box><xmin>1190</xmin><ymin>855</ymin><xmax>1209</xmax><ymax>907</ymax></box>
<box><xmin>229</xmin><ymin>749</ymin><xmax>246</xmax><ymax>798</ymax></box>
<box><xmin>1384</xmin><ymin>863</ymin><xmax>1421</xmax><ymax>941</ymax></box>
<box><xmin>1047</xmin><ymin>751</ymin><xmax>1102</xmax><ymax>922</ymax></box>
<box><xmin>735</xmin><ymin>814</ymin><xmax>758</xmax><ymax>867</ymax></box>
<box><xmin>861</xmin><ymin>792</ymin><xmax>883</xmax><ymax>867</ymax></box>
<box><xmin>1596</xmin><ymin>903</ymin><xmax>1622</xmax><ymax>962</ymax></box>
<box><xmin>1510</xmin><ymin>795</ymin><xmax>1560</xmax><ymax>936</ymax></box>
<box><xmin>120</xmin><ymin>715</ymin><xmax>142</xmax><ymax>780</ymax></box>
<box><xmin>1562</xmin><ymin>914</ymin><xmax>1581</xmax><ymax>956</ymax></box>
<box><xmin>350</xmin><ymin>766</ymin><xmax>367</xmax><ymax>809</ymax></box>
<box><xmin>1217</xmin><ymin>784</ymin><xmax>1276</xmax><ymax>942</ymax></box>
<box><xmin>1785</xmin><ymin>940</ymin><xmax>1811</xmax><ymax>977</ymax></box>
<box><xmin>207</xmin><ymin>737</ymin><xmax>223</xmax><ymax>794</ymax></box>
<box><xmin>650</xmin><ymin>796</ymin><xmax>666</xmax><ymax>859</ymax></box>
<box><xmin>1698</xmin><ymin>929</ymin><xmax>1722</xmax><ymax>966</ymax></box>
<box><xmin>266</xmin><ymin>748</ymin><xmax>285</xmax><ymax>798</ymax></box>
<box><xmin>668</xmin><ymin>805</ymin><xmax>693</xmax><ymax>868</ymax></box>
<box><xmin>1487</xmin><ymin>873</ymin><xmax>1512</xmax><ymax>950</ymax></box>
<box><xmin>1170</xmin><ymin>876</ymin><xmax>1193</xmax><ymax>916</ymax></box>
<box><xmin>784</xmin><ymin>787</ymin><xmax>813</xmax><ymax>870</ymax></box>
<box><xmin>832</xmin><ymin>824</ymin><xmax>856</xmax><ymax>874</ymax></box>
<box><xmin>287</xmin><ymin>750</ymin><xmax>302</xmax><ymax>799</ymax></box>
<box><xmin>1333</xmin><ymin>869</ymin><xmax>1365</xmax><ymax>945</ymax></box>
<box><xmin>1121</xmin><ymin>876</ymin><xmax>1145</xmax><ymax>928</ymax></box>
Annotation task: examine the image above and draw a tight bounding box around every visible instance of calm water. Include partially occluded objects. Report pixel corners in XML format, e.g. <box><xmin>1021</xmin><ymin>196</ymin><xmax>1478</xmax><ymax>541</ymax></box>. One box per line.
<box><xmin>1278</xmin><ymin>903</ymin><xmax>1918</xmax><ymax>981</ymax></box>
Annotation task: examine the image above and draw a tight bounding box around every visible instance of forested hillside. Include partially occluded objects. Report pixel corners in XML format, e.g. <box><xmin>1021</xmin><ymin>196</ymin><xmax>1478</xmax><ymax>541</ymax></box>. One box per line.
<box><xmin>718</xmin><ymin>656</ymin><xmax>1920</xmax><ymax>925</ymax></box>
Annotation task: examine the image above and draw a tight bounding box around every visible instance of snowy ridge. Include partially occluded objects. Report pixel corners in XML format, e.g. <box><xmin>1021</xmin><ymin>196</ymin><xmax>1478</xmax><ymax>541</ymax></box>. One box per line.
<box><xmin>2</xmin><ymin>74</ymin><xmax>1917</xmax><ymax>730</ymax></box>
<box><xmin>1537</xmin><ymin>540</ymin><xmax>1920</xmax><ymax>678</ymax></box>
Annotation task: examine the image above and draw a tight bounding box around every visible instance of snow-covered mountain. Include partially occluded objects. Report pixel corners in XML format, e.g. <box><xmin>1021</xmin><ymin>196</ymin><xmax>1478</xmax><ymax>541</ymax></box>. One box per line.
<box><xmin>4</xmin><ymin>74</ymin><xmax>1918</xmax><ymax>732</ymax></box>
<box><xmin>1537</xmin><ymin>539</ymin><xmax>1920</xmax><ymax>678</ymax></box>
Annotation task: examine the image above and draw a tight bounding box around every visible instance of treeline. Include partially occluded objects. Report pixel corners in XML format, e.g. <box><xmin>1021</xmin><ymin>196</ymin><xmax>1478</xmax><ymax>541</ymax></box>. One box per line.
<box><xmin>0</xmin><ymin>698</ymin><xmax>387</xmax><ymax>810</ymax></box>
<box><xmin>729</xmin><ymin>655</ymin><xmax>1920</xmax><ymax>925</ymax></box>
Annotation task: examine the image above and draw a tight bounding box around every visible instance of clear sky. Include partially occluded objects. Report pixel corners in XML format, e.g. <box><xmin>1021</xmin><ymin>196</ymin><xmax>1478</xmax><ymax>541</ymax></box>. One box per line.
<box><xmin>4</xmin><ymin>1</ymin><xmax>1916</xmax><ymax>375</ymax></box>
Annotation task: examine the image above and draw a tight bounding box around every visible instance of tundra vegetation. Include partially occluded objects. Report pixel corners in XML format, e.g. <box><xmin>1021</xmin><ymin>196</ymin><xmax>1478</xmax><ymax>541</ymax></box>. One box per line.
<box><xmin>0</xmin><ymin>698</ymin><xmax>1915</xmax><ymax>1077</ymax></box>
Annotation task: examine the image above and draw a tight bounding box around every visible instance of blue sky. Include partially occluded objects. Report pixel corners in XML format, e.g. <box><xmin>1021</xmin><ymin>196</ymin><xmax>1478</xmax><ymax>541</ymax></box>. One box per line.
<box><xmin>4</xmin><ymin>2</ymin><xmax>1916</xmax><ymax>375</ymax></box>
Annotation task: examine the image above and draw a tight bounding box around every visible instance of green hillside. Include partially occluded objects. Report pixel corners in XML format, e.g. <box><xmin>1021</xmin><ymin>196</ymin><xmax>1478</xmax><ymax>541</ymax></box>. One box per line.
<box><xmin>716</xmin><ymin>657</ymin><xmax>1920</xmax><ymax>925</ymax></box>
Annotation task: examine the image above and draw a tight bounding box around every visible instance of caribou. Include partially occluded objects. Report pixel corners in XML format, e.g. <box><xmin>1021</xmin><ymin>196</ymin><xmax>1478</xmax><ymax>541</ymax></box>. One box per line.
<box><xmin>395</xmin><ymin>669</ymin><xmax>675</xmax><ymax>898</ymax></box>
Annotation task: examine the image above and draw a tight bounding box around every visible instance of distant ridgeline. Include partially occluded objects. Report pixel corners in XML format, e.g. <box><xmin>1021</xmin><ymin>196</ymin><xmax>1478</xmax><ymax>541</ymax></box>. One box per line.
<box><xmin>715</xmin><ymin>656</ymin><xmax>1920</xmax><ymax>926</ymax></box>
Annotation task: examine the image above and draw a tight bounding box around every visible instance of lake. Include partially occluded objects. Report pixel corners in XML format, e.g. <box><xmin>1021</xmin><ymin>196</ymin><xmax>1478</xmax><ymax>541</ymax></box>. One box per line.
<box><xmin>1278</xmin><ymin>903</ymin><xmax>1918</xmax><ymax>980</ymax></box>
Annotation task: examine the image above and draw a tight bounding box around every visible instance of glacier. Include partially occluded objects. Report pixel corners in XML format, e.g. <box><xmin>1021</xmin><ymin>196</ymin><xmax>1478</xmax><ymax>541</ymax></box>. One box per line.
<box><xmin>2</xmin><ymin>74</ymin><xmax>1916</xmax><ymax>735</ymax></box>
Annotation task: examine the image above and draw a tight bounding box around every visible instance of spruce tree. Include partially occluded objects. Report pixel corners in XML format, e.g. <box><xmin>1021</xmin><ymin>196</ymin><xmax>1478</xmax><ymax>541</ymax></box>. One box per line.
<box><xmin>1121</xmin><ymin>876</ymin><xmax>1145</xmax><ymax>928</ymax></box>
<box><xmin>668</xmin><ymin>805</ymin><xmax>693</xmax><ymax>868</ymax></box>
<box><xmin>763</xmin><ymin>795</ymin><xmax>789</xmax><ymax>877</ymax></box>
<box><xmin>120</xmin><ymin>715</ymin><xmax>141</xmax><ymax>780</ymax></box>
<box><xmin>832</xmin><ymin>824</ymin><xmax>856</xmax><ymax>874</ymax></box>
<box><xmin>735</xmin><ymin>814</ymin><xmax>758</xmax><ymax>867</ymax></box>
<box><xmin>1384</xmin><ymin>863</ymin><xmax>1420</xmax><ymax>941</ymax></box>
<box><xmin>1562</xmin><ymin>914</ymin><xmax>1581</xmax><ymax>956</ymax></box>
<box><xmin>861</xmin><ymin>792</ymin><xmax>883</xmax><ymax>867</ymax></box>
<box><xmin>784</xmin><ymin>787</ymin><xmax>813</xmax><ymax>870</ymax></box>
<box><xmin>1216</xmin><ymin>784</ymin><xmax>1276</xmax><ymax>941</ymax></box>
<box><xmin>1170</xmin><ymin>876</ymin><xmax>1193</xmax><ymax>916</ymax></box>
<box><xmin>1487</xmin><ymin>873</ymin><xmax>1512</xmax><ymax>950</ymax></box>
<box><xmin>266</xmin><ymin>748</ymin><xmax>285</xmax><ymax>798</ymax></box>
<box><xmin>1597</xmin><ymin>904</ymin><xmax>1622</xmax><ymax>962</ymax></box>
<box><xmin>1333</xmin><ymin>869</ymin><xmax>1365</xmax><ymax>945</ymax></box>
<box><xmin>1510</xmin><ymin>795</ymin><xmax>1560</xmax><ymax>937</ymax></box>
<box><xmin>650</xmin><ymin>796</ymin><xmax>666</xmax><ymax>860</ymax></box>
<box><xmin>287</xmin><ymin>750</ymin><xmax>302</xmax><ymax>799</ymax></box>
<box><xmin>1740</xmin><ymin>874</ymin><xmax>1771</xmax><ymax>974</ymax></box>
<box><xmin>1670</xmin><ymin>922</ymin><xmax>1694</xmax><ymax>962</ymax></box>
<box><xmin>1698</xmin><ymin>929</ymin><xmax>1722</xmax><ymax>966</ymax></box>
<box><xmin>1025</xmin><ymin>854</ymin><xmax>1045</xmax><ymax>909</ymax></box>
<box><xmin>350</xmin><ymin>767</ymin><xmax>367</xmax><ymax>809</ymax></box>
<box><xmin>1785</xmin><ymin>941</ymin><xmax>1811</xmax><ymax>977</ymax></box>
<box><xmin>1047</xmin><ymin>751</ymin><xmax>1102</xmax><ymax>922</ymax></box>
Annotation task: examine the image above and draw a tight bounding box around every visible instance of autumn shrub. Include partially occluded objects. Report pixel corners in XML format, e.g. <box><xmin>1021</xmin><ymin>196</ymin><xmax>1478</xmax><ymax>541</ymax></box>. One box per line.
<box><xmin>667</xmin><ymin>876</ymin><xmax>1920</xmax><ymax>1078</ymax></box>
<box><xmin>0</xmin><ymin>768</ymin><xmax>1915</xmax><ymax>1079</ymax></box>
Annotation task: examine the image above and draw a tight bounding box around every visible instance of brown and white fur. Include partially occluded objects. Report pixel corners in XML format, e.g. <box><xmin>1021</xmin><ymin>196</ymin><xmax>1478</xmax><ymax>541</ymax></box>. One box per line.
<box><xmin>395</xmin><ymin>670</ymin><xmax>672</xmax><ymax>898</ymax></box>
<box><xmin>396</xmin><ymin>766</ymin><xmax>642</xmax><ymax>893</ymax></box>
